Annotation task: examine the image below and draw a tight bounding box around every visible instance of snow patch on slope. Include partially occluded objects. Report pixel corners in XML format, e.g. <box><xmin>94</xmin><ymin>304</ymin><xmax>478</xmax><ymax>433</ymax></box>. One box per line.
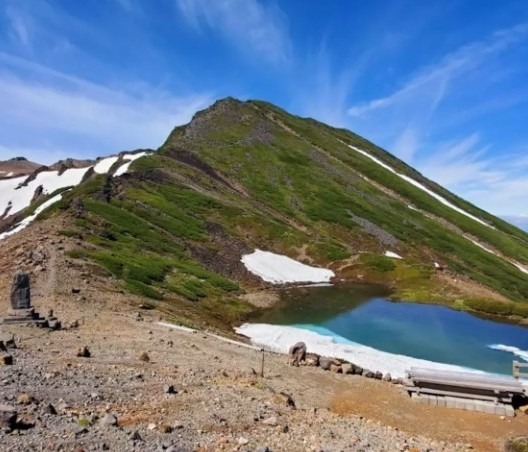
<box><xmin>384</xmin><ymin>251</ymin><xmax>403</xmax><ymax>259</ymax></box>
<box><xmin>241</xmin><ymin>249</ymin><xmax>335</xmax><ymax>284</ymax></box>
<box><xmin>347</xmin><ymin>145</ymin><xmax>493</xmax><ymax>229</ymax></box>
<box><xmin>114</xmin><ymin>152</ymin><xmax>149</xmax><ymax>176</ymax></box>
<box><xmin>0</xmin><ymin>192</ymin><xmax>67</xmax><ymax>240</ymax></box>
<box><xmin>94</xmin><ymin>156</ymin><xmax>119</xmax><ymax>174</ymax></box>
<box><xmin>466</xmin><ymin>237</ymin><xmax>528</xmax><ymax>276</ymax></box>
<box><xmin>0</xmin><ymin>167</ymin><xmax>90</xmax><ymax>218</ymax></box>
<box><xmin>0</xmin><ymin>151</ymin><xmax>151</xmax><ymax>241</ymax></box>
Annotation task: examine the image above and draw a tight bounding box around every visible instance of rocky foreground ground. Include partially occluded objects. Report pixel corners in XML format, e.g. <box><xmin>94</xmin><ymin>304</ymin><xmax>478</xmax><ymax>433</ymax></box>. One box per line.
<box><xmin>1</xmin><ymin>306</ymin><xmax>528</xmax><ymax>452</ymax></box>
<box><xmin>0</xmin><ymin>312</ymin><xmax>468</xmax><ymax>452</ymax></box>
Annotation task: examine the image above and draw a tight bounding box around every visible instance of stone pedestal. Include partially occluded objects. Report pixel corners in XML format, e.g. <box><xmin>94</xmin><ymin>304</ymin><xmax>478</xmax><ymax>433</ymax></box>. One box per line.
<box><xmin>3</xmin><ymin>308</ymin><xmax>46</xmax><ymax>326</ymax></box>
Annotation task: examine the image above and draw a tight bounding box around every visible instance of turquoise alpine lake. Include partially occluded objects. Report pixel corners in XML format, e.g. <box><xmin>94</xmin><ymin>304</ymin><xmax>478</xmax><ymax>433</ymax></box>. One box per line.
<box><xmin>250</xmin><ymin>284</ymin><xmax>528</xmax><ymax>375</ymax></box>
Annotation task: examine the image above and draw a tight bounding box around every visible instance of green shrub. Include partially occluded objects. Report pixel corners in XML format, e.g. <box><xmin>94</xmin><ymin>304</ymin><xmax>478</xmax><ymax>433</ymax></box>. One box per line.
<box><xmin>362</xmin><ymin>254</ymin><xmax>396</xmax><ymax>272</ymax></box>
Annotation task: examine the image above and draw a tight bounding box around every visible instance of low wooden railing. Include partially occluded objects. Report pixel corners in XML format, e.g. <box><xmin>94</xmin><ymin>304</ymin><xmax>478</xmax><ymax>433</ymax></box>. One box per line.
<box><xmin>513</xmin><ymin>360</ymin><xmax>528</xmax><ymax>379</ymax></box>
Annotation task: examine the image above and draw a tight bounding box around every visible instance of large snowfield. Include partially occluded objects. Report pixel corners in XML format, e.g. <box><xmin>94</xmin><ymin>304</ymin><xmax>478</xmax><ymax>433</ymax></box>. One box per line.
<box><xmin>241</xmin><ymin>249</ymin><xmax>335</xmax><ymax>284</ymax></box>
<box><xmin>0</xmin><ymin>151</ymin><xmax>150</xmax><ymax>241</ymax></box>
<box><xmin>235</xmin><ymin>323</ymin><xmax>484</xmax><ymax>379</ymax></box>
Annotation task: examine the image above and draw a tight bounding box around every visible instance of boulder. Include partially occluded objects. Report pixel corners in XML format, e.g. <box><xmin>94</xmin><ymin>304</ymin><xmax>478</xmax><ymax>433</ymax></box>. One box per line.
<box><xmin>382</xmin><ymin>373</ymin><xmax>392</xmax><ymax>382</ymax></box>
<box><xmin>375</xmin><ymin>371</ymin><xmax>383</xmax><ymax>380</ymax></box>
<box><xmin>288</xmin><ymin>342</ymin><xmax>307</xmax><ymax>366</ymax></box>
<box><xmin>319</xmin><ymin>356</ymin><xmax>340</xmax><ymax>371</ymax></box>
<box><xmin>353</xmin><ymin>365</ymin><xmax>363</xmax><ymax>375</ymax></box>
<box><xmin>304</xmin><ymin>353</ymin><xmax>319</xmax><ymax>366</ymax></box>
<box><xmin>362</xmin><ymin>369</ymin><xmax>375</xmax><ymax>378</ymax></box>
<box><xmin>341</xmin><ymin>363</ymin><xmax>354</xmax><ymax>374</ymax></box>
<box><xmin>330</xmin><ymin>364</ymin><xmax>342</xmax><ymax>373</ymax></box>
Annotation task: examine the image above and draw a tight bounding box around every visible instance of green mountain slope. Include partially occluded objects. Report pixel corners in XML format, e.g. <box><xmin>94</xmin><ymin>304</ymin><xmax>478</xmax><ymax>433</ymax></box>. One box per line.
<box><xmin>36</xmin><ymin>98</ymin><xmax>528</xmax><ymax>325</ymax></box>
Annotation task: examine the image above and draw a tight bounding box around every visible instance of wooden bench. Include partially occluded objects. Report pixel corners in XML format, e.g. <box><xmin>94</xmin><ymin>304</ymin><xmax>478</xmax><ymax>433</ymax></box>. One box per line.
<box><xmin>406</xmin><ymin>367</ymin><xmax>525</xmax><ymax>404</ymax></box>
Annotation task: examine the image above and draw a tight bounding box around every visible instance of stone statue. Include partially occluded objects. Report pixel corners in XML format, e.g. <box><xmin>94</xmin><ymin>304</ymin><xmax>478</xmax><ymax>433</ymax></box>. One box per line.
<box><xmin>10</xmin><ymin>271</ymin><xmax>31</xmax><ymax>310</ymax></box>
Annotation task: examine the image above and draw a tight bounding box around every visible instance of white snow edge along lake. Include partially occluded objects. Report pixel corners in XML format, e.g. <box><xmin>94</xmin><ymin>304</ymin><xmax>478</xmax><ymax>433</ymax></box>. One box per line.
<box><xmin>241</xmin><ymin>249</ymin><xmax>335</xmax><ymax>284</ymax></box>
<box><xmin>236</xmin><ymin>323</ymin><xmax>485</xmax><ymax>379</ymax></box>
<box><xmin>0</xmin><ymin>152</ymin><xmax>150</xmax><ymax>241</ymax></box>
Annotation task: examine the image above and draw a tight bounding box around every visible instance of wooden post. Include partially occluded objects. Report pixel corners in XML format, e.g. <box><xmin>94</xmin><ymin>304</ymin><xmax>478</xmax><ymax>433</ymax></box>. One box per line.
<box><xmin>260</xmin><ymin>348</ymin><xmax>265</xmax><ymax>378</ymax></box>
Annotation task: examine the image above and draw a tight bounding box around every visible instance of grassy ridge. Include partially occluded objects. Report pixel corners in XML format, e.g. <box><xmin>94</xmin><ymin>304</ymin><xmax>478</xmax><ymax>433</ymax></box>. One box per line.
<box><xmin>30</xmin><ymin>97</ymin><xmax>528</xmax><ymax>324</ymax></box>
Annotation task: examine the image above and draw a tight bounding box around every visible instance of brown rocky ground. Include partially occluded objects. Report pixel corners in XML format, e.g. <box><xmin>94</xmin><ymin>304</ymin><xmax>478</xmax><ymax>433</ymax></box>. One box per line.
<box><xmin>1</xmin><ymin>220</ymin><xmax>527</xmax><ymax>451</ymax></box>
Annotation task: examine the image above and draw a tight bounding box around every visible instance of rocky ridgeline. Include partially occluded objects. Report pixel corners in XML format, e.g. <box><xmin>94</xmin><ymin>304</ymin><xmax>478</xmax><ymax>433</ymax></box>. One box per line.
<box><xmin>288</xmin><ymin>342</ymin><xmax>399</xmax><ymax>384</ymax></box>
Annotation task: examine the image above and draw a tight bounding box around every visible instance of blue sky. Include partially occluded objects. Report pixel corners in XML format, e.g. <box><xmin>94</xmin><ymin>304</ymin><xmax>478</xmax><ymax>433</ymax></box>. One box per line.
<box><xmin>1</xmin><ymin>0</ymin><xmax>528</xmax><ymax>217</ymax></box>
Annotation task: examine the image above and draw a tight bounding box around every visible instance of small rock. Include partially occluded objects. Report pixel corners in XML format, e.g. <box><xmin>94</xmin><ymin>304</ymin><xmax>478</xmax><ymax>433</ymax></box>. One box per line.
<box><xmin>76</xmin><ymin>346</ymin><xmax>90</xmax><ymax>358</ymax></box>
<box><xmin>238</xmin><ymin>437</ymin><xmax>249</xmax><ymax>446</ymax></box>
<box><xmin>1</xmin><ymin>354</ymin><xmax>13</xmax><ymax>365</ymax></box>
<box><xmin>160</xmin><ymin>424</ymin><xmax>173</xmax><ymax>433</ymax></box>
<box><xmin>519</xmin><ymin>405</ymin><xmax>528</xmax><ymax>414</ymax></box>
<box><xmin>17</xmin><ymin>393</ymin><xmax>36</xmax><ymax>405</ymax></box>
<box><xmin>148</xmin><ymin>423</ymin><xmax>156</xmax><ymax>430</ymax></box>
<box><xmin>71</xmin><ymin>288</ymin><xmax>81</xmax><ymax>294</ymax></box>
<box><xmin>139</xmin><ymin>352</ymin><xmax>150</xmax><ymax>362</ymax></box>
<box><xmin>0</xmin><ymin>404</ymin><xmax>17</xmax><ymax>429</ymax></box>
<box><xmin>43</xmin><ymin>404</ymin><xmax>57</xmax><ymax>415</ymax></box>
<box><xmin>100</xmin><ymin>413</ymin><xmax>117</xmax><ymax>426</ymax></box>
<box><xmin>173</xmin><ymin>420</ymin><xmax>184</xmax><ymax>429</ymax></box>
<box><xmin>129</xmin><ymin>430</ymin><xmax>142</xmax><ymax>441</ymax></box>
<box><xmin>275</xmin><ymin>392</ymin><xmax>296</xmax><ymax>409</ymax></box>
<box><xmin>164</xmin><ymin>384</ymin><xmax>177</xmax><ymax>394</ymax></box>
<box><xmin>262</xmin><ymin>416</ymin><xmax>278</xmax><ymax>426</ymax></box>
<box><xmin>74</xmin><ymin>426</ymin><xmax>88</xmax><ymax>436</ymax></box>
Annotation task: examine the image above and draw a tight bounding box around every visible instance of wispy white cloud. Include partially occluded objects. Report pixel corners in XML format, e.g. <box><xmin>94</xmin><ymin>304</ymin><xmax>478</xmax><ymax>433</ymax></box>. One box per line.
<box><xmin>391</xmin><ymin>124</ymin><xmax>420</xmax><ymax>162</ymax></box>
<box><xmin>5</xmin><ymin>5</ymin><xmax>31</xmax><ymax>48</ymax></box>
<box><xmin>0</xmin><ymin>53</ymin><xmax>213</xmax><ymax>165</ymax></box>
<box><xmin>176</xmin><ymin>0</ymin><xmax>291</xmax><ymax>64</ymax></box>
<box><xmin>348</xmin><ymin>23</ymin><xmax>528</xmax><ymax>118</ymax></box>
<box><xmin>114</xmin><ymin>0</ymin><xmax>143</xmax><ymax>15</ymax></box>
<box><xmin>416</xmin><ymin>134</ymin><xmax>528</xmax><ymax>215</ymax></box>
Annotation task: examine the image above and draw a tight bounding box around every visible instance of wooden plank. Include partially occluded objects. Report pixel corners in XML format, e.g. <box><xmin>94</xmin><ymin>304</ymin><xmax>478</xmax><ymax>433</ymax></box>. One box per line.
<box><xmin>410</xmin><ymin>377</ymin><xmax>523</xmax><ymax>394</ymax></box>
<box><xmin>406</xmin><ymin>386</ymin><xmax>512</xmax><ymax>403</ymax></box>
<box><xmin>408</xmin><ymin>367</ymin><xmax>524</xmax><ymax>393</ymax></box>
